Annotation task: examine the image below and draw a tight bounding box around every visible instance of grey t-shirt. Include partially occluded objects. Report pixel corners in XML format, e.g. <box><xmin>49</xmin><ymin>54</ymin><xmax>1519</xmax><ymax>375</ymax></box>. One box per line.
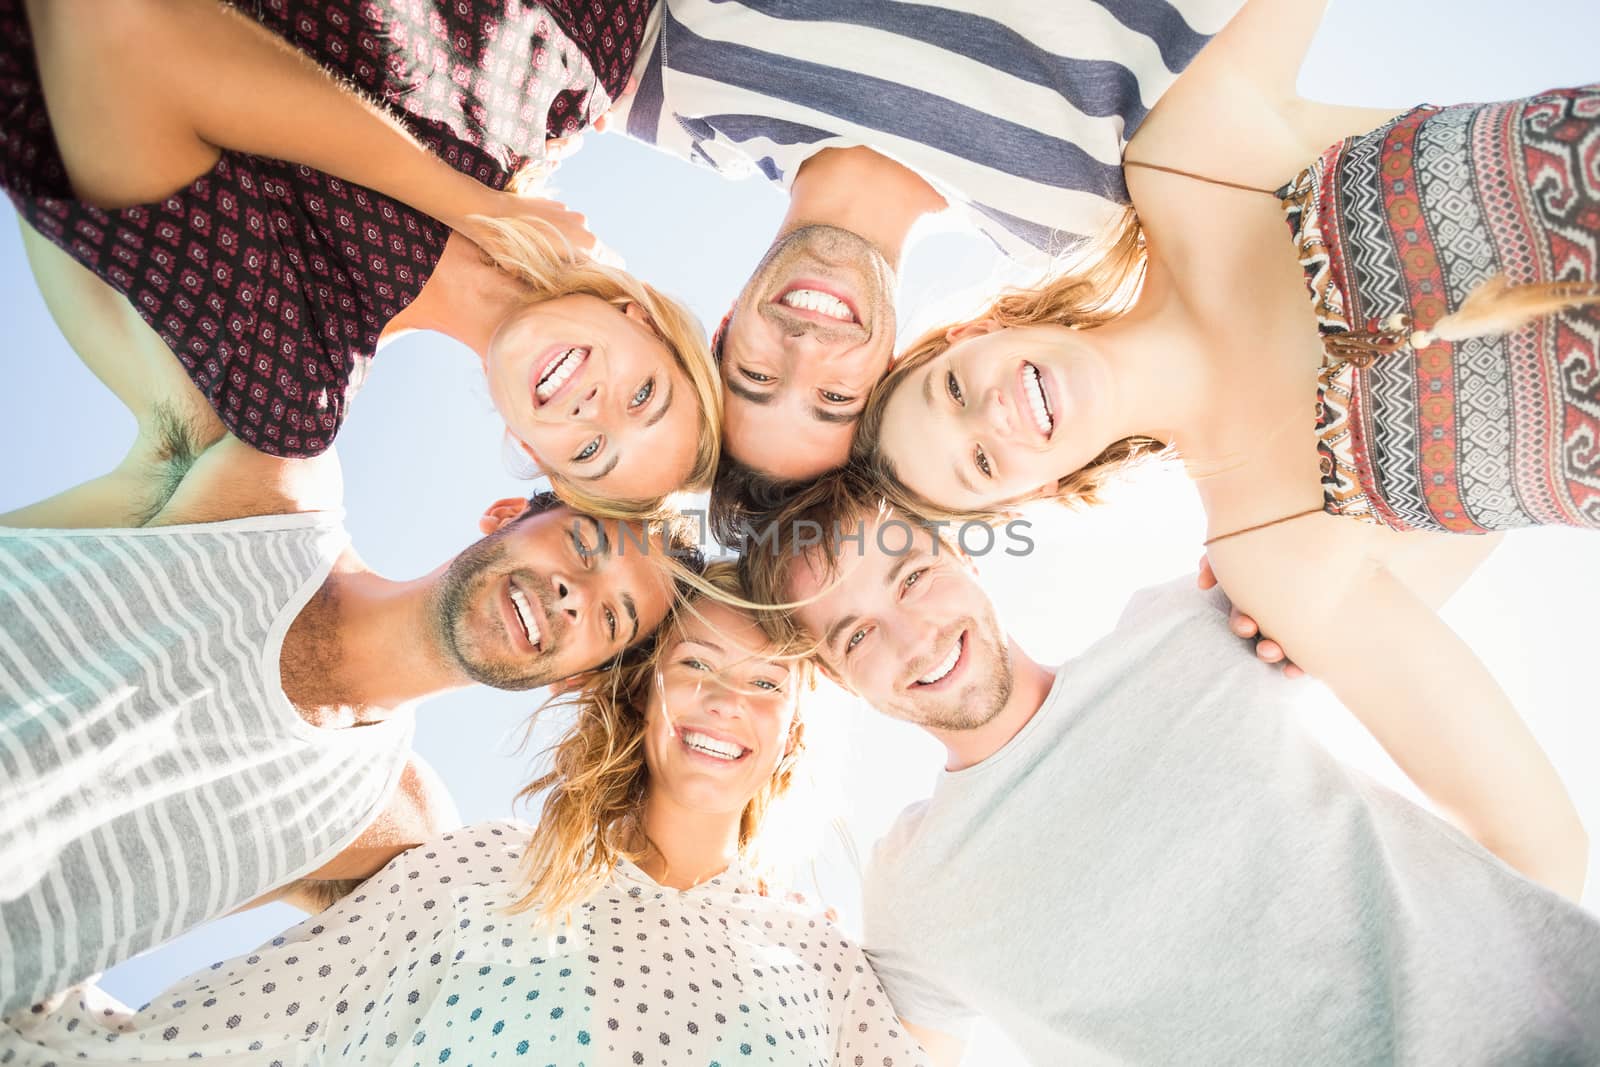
<box><xmin>864</xmin><ymin>580</ymin><xmax>1600</xmax><ymax>1066</ymax></box>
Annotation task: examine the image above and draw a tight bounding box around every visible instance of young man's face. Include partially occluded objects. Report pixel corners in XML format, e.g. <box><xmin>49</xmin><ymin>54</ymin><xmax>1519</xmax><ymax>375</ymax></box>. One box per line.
<box><xmin>431</xmin><ymin>503</ymin><xmax>674</xmax><ymax>690</ymax></box>
<box><xmin>719</xmin><ymin>225</ymin><xmax>897</xmax><ymax>481</ymax></box>
<box><xmin>785</xmin><ymin>511</ymin><xmax>1013</xmax><ymax>730</ymax></box>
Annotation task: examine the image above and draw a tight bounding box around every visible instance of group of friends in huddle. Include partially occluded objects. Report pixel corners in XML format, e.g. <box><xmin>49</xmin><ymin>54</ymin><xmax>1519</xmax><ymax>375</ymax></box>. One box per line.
<box><xmin>3</xmin><ymin>0</ymin><xmax>1600</xmax><ymax>1062</ymax></box>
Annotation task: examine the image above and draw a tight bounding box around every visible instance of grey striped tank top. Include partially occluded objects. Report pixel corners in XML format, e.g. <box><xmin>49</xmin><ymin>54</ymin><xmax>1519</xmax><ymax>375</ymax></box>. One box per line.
<box><xmin>0</xmin><ymin>512</ymin><xmax>415</xmax><ymax>1014</ymax></box>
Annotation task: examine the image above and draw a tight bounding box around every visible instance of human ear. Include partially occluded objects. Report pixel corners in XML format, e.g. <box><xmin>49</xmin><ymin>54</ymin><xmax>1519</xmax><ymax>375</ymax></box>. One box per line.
<box><xmin>479</xmin><ymin>496</ymin><xmax>532</xmax><ymax>535</ymax></box>
<box><xmin>621</xmin><ymin>300</ymin><xmax>656</xmax><ymax>330</ymax></box>
<box><xmin>944</xmin><ymin>317</ymin><xmax>1003</xmax><ymax>346</ymax></box>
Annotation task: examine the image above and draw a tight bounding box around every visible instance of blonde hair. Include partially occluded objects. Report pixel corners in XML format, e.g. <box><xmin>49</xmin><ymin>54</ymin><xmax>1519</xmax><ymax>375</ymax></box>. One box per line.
<box><xmin>469</xmin><ymin>215</ymin><xmax>723</xmax><ymax>522</ymax></box>
<box><xmin>512</xmin><ymin>561</ymin><xmax>812</xmax><ymax>925</ymax></box>
<box><xmin>854</xmin><ymin>207</ymin><xmax>1164</xmax><ymax>523</ymax></box>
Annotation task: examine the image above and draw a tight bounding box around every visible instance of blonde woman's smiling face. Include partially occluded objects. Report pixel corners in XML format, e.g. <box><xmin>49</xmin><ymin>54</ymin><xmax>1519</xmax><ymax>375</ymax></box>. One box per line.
<box><xmin>484</xmin><ymin>295</ymin><xmax>700</xmax><ymax>500</ymax></box>
<box><xmin>642</xmin><ymin>599</ymin><xmax>798</xmax><ymax>816</ymax></box>
<box><xmin>878</xmin><ymin>322</ymin><xmax>1113</xmax><ymax>511</ymax></box>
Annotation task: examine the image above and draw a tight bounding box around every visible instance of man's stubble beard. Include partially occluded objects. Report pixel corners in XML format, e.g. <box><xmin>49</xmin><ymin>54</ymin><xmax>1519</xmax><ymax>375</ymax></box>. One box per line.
<box><xmin>739</xmin><ymin>224</ymin><xmax>894</xmax><ymax>332</ymax></box>
<box><xmin>892</xmin><ymin>625</ymin><xmax>1014</xmax><ymax>733</ymax></box>
<box><xmin>431</xmin><ymin>532</ymin><xmax>556</xmax><ymax>692</ymax></box>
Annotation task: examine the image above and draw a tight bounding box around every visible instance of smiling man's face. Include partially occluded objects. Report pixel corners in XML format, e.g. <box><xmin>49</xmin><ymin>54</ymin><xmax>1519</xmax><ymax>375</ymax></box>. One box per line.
<box><xmin>431</xmin><ymin>503</ymin><xmax>673</xmax><ymax>691</ymax></box>
<box><xmin>719</xmin><ymin>225</ymin><xmax>898</xmax><ymax>481</ymax></box>
<box><xmin>784</xmin><ymin>510</ymin><xmax>1012</xmax><ymax>731</ymax></box>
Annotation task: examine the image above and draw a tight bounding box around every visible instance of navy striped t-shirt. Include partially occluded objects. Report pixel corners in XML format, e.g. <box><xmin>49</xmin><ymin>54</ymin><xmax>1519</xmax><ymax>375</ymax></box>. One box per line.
<box><xmin>615</xmin><ymin>0</ymin><xmax>1244</xmax><ymax>264</ymax></box>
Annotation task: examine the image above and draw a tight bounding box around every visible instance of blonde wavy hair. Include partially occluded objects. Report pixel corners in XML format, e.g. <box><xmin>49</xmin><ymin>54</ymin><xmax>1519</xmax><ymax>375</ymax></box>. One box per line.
<box><xmin>469</xmin><ymin>215</ymin><xmax>723</xmax><ymax>522</ymax></box>
<box><xmin>511</xmin><ymin>561</ymin><xmax>813</xmax><ymax>926</ymax></box>
<box><xmin>853</xmin><ymin>206</ymin><xmax>1165</xmax><ymax>524</ymax></box>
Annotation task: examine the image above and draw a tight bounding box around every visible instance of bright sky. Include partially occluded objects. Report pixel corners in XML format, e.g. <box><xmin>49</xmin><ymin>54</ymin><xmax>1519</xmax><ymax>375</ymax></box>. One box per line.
<box><xmin>2</xmin><ymin>1</ymin><xmax>1597</xmax><ymax>1062</ymax></box>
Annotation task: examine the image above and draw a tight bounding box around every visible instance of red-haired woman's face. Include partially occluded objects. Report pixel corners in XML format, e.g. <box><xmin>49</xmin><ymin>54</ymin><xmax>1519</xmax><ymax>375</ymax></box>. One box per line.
<box><xmin>878</xmin><ymin>322</ymin><xmax>1113</xmax><ymax>511</ymax></box>
<box><xmin>484</xmin><ymin>295</ymin><xmax>700</xmax><ymax>500</ymax></box>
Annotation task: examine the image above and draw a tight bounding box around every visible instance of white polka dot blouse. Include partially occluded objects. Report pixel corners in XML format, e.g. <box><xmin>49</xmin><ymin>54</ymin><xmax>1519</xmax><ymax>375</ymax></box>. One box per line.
<box><xmin>2</xmin><ymin>820</ymin><xmax>930</xmax><ymax>1066</ymax></box>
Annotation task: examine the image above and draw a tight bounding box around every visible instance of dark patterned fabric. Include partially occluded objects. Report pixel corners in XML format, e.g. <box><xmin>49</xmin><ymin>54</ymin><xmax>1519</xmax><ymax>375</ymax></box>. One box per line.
<box><xmin>228</xmin><ymin>0</ymin><xmax>651</xmax><ymax>170</ymax></box>
<box><xmin>1281</xmin><ymin>87</ymin><xmax>1600</xmax><ymax>532</ymax></box>
<box><xmin>0</xmin><ymin>0</ymin><xmax>651</xmax><ymax>458</ymax></box>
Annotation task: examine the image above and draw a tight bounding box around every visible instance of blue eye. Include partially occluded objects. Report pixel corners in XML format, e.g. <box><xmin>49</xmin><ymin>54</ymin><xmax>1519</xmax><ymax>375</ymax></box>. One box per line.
<box><xmin>630</xmin><ymin>379</ymin><xmax>654</xmax><ymax>408</ymax></box>
<box><xmin>574</xmin><ymin>438</ymin><xmax>600</xmax><ymax>462</ymax></box>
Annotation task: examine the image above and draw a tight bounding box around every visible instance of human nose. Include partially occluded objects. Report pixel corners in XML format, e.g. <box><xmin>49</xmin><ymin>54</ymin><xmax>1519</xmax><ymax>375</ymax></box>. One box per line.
<box><xmin>689</xmin><ymin>671</ymin><xmax>752</xmax><ymax>717</ymax></box>
<box><xmin>982</xmin><ymin>385</ymin><xmax>1014</xmax><ymax>438</ymax></box>
<box><xmin>567</xmin><ymin>383</ymin><xmax>602</xmax><ymax>421</ymax></box>
<box><xmin>885</xmin><ymin>611</ymin><xmax>939</xmax><ymax>662</ymax></box>
<box><xmin>551</xmin><ymin>572</ymin><xmax>590</xmax><ymax>626</ymax></box>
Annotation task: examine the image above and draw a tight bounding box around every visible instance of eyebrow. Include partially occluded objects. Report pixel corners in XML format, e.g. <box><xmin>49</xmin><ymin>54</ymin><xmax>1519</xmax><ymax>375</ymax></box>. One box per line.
<box><xmin>823</xmin><ymin>613</ymin><xmax>859</xmax><ymax>658</ymax></box>
<box><xmin>574</xmin><ymin>453</ymin><xmax>621</xmax><ymax>481</ymax></box>
<box><xmin>644</xmin><ymin>379</ymin><xmax>674</xmax><ymax>428</ymax></box>
<box><xmin>819</xmin><ymin>552</ymin><xmax>923</xmax><ymax>656</ymax></box>
<box><xmin>680</xmin><ymin>638</ymin><xmax>726</xmax><ymax>654</ymax></box>
<box><xmin>886</xmin><ymin>550</ymin><xmax>923</xmax><ymax>590</ymax></box>
<box><xmin>725</xmin><ymin>377</ymin><xmax>775</xmax><ymax>406</ymax></box>
<box><xmin>622</xmin><ymin>592</ymin><xmax>639</xmax><ymax>644</ymax></box>
<box><xmin>811</xmin><ymin>406</ymin><xmax>861</xmax><ymax>426</ymax></box>
<box><xmin>920</xmin><ymin>368</ymin><xmax>978</xmax><ymax>495</ymax></box>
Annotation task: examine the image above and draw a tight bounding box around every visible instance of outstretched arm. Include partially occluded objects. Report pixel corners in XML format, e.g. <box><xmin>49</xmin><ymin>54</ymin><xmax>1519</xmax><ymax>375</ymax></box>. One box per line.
<box><xmin>23</xmin><ymin>0</ymin><xmax>592</xmax><ymax>251</ymax></box>
<box><xmin>0</xmin><ymin>218</ymin><xmax>224</xmax><ymax>529</ymax></box>
<box><xmin>1209</xmin><ymin>520</ymin><xmax>1587</xmax><ymax>900</ymax></box>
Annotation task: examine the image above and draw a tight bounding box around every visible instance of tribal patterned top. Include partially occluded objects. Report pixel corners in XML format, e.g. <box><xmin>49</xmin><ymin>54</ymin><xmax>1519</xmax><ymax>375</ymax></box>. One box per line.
<box><xmin>1279</xmin><ymin>87</ymin><xmax>1600</xmax><ymax>532</ymax></box>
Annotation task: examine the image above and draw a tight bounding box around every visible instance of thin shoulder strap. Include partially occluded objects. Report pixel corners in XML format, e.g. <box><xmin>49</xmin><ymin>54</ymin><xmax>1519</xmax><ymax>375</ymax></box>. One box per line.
<box><xmin>1203</xmin><ymin>506</ymin><xmax>1324</xmax><ymax>547</ymax></box>
<box><xmin>1124</xmin><ymin>159</ymin><xmax>1279</xmax><ymax>197</ymax></box>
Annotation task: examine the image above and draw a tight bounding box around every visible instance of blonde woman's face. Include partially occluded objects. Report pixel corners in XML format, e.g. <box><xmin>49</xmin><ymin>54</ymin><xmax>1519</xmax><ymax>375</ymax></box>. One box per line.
<box><xmin>642</xmin><ymin>599</ymin><xmax>798</xmax><ymax>817</ymax></box>
<box><xmin>485</xmin><ymin>295</ymin><xmax>701</xmax><ymax>500</ymax></box>
<box><xmin>878</xmin><ymin>323</ymin><xmax>1112</xmax><ymax>511</ymax></box>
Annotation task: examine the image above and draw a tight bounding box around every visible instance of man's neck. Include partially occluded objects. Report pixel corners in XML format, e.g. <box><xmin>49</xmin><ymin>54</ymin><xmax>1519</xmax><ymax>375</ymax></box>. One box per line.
<box><xmin>933</xmin><ymin>640</ymin><xmax>1056</xmax><ymax>772</ymax></box>
<box><xmin>635</xmin><ymin>793</ymin><xmax>743</xmax><ymax>890</ymax></box>
<box><xmin>380</xmin><ymin>230</ymin><xmax>527</xmax><ymax>359</ymax></box>
<box><xmin>780</xmin><ymin>147</ymin><xmax>947</xmax><ymax>272</ymax></box>
<box><xmin>280</xmin><ymin>550</ymin><xmax>467</xmax><ymax>722</ymax></box>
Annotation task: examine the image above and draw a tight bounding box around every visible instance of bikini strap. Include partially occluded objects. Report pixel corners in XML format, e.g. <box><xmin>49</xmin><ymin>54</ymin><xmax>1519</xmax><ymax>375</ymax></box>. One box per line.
<box><xmin>1203</xmin><ymin>506</ymin><xmax>1324</xmax><ymax>547</ymax></box>
<box><xmin>1123</xmin><ymin>159</ymin><xmax>1279</xmax><ymax>197</ymax></box>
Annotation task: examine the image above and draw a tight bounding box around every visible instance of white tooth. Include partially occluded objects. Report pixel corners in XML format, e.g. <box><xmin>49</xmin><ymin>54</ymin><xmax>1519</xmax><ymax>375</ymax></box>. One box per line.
<box><xmin>509</xmin><ymin>587</ymin><xmax>541</xmax><ymax>645</ymax></box>
<box><xmin>682</xmin><ymin>730</ymin><xmax>743</xmax><ymax>761</ymax></box>
<box><xmin>1023</xmin><ymin>365</ymin><xmax>1053</xmax><ymax>435</ymax></box>
<box><xmin>780</xmin><ymin>288</ymin><xmax>853</xmax><ymax>321</ymax></box>
<box><xmin>535</xmin><ymin>348</ymin><xmax>588</xmax><ymax>402</ymax></box>
<box><xmin>917</xmin><ymin>637</ymin><xmax>962</xmax><ymax>685</ymax></box>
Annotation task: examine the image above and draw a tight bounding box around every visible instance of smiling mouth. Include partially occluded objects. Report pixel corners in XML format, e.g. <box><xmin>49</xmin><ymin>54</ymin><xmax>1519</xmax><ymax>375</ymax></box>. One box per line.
<box><xmin>1021</xmin><ymin>361</ymin><xmax>1054</xmax><ymax>438</ymax></box>
<box><xmin>535</xmin><ymin>346</ymin><xmax>590</xmax><ymax>404</ymax></box>
<box><xmin>779</xmin><ymin>287</ymin><xmax>856</xmax><ymax>323</ymax></box>
<box><xmin>913</xmin><ymin>632</ymin><xmax>965</xmax><ymax>687</ymax></box>
<box><xmin>680</xmin><ymin>728</ymin><xmax>750</xmax><ymax>762</ymax></box>
<box><xmin>508</xmin><ymin>581</ymin><xmax>543</xmax><ymax>652</ymax></box>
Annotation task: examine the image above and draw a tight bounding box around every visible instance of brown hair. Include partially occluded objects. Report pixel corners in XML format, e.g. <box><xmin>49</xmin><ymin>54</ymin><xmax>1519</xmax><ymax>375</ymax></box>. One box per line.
<box><xmin>734</xmin><ymin>465</ymin><xmax>898</xmax><ymax>651</ymax></box>
<box><xmin>469</xmin><ymin>215</ymin><xmax>723</xmax><ymax>522</ymax></box>
<box><xmin>511</xmin><ymin>561</ymin><xmax>812</xmax><ymax>925</ymax></box>
<box><xmin>853</xmin><ymin>207</ymin><xmax>1165</xmax><ymax>523</ymax></box>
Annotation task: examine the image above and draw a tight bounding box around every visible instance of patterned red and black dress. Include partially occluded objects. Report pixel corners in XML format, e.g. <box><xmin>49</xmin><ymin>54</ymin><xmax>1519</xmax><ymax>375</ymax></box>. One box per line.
<box><xmin>1281</xmin><ymin>86</ymin><xmax>1600</xmax><ymax>532</ymax></box>
<box><xmin>0</xmin><ymin>0</ymin><xmax>650</xmax><ymax>458</ymax></box>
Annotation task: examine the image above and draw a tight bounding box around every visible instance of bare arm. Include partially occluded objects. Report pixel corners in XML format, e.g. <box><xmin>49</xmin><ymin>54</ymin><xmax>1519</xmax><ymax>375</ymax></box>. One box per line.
<box><xmin>300</xmin><ymin>753</ymin><xmax>461</xmax><ymax>883</ymax></box>
<box><xmin>1204</xmin><ymin>527</ymin><xmax>1503</xmax><ymax>672</ymax></box>
<box><xmin>1210</xmin><ymin>521</ymin><xmax>1588</xmax><ymax>900</ymax></box>
<box><xmin>24</xmin><ymin>0</ymin><xmax>591</xmax><ymax>249</ymax></box>
<box><xmin>0</xmin><ymin>219</ymin><xmax>224</xmax><ymax>529</ymax></box>
<box><xmin>231</xmin><ymin>754</ymin><xmax>460</xmax><ymax>914</ymax></box>
<box><xmin>900</xmin><ymin>1019</ymin><xmax>965</xmax><ymax>1067</ymax></box>
<box><xmin>1128</xmin><ymin>0</ymin><xmax>1399</xmax><ymax>192</ymax></box>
